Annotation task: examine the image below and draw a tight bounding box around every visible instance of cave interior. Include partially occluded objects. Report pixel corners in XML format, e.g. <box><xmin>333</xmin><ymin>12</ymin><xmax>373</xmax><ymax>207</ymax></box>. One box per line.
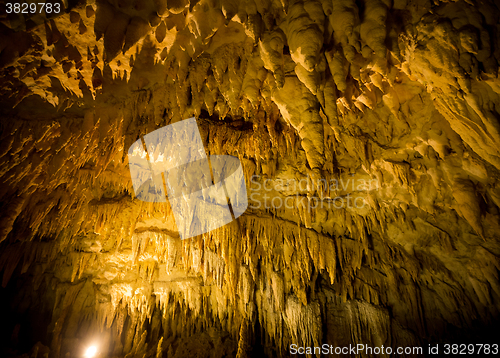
<box><xmin>0</xmin><ymin>0</ymin><xmax>499</xmax><ymax>357</ymax></box>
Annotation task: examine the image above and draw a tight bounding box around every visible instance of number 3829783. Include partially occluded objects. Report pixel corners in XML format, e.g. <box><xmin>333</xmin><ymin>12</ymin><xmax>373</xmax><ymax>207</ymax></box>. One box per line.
<box><xmin>6</xmin><ymin>2</ymin><xmax>61</xmax><ymax>14</ymax></box>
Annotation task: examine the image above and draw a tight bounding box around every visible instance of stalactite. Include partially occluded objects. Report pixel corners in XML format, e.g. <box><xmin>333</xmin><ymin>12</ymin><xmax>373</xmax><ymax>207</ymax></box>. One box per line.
<box><xmin>0</xmin><ymin>0</ymin><xmax>499</xmax><ymax>357</ymax></box>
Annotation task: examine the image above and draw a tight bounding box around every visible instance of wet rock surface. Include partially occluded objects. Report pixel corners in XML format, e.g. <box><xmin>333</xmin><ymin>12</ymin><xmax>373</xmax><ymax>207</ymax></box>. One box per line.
<box><xmin>0</xmin><ymin>0</ymin><xmax>499</xmax><ymax>357</ymax></box>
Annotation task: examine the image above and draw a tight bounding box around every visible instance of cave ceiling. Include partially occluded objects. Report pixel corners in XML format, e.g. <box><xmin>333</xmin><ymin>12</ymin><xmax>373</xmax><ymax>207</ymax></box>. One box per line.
<box><xmin>0</xmin><ymin>0</ymin><xmax>499</xmax><ymax>357</ymax></box>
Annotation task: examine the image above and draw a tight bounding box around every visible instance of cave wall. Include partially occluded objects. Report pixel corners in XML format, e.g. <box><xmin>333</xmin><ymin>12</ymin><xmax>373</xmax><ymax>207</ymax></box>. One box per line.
<box><xmin>0</xmin><ymin>0</ymin><xmax>499</xmax><ymax>357</ymax></box>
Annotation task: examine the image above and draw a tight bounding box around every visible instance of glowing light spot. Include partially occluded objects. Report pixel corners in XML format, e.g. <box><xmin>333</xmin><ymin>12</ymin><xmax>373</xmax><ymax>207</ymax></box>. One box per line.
<box><xmin>84</xmin><ymin>345</ymin><xmax>98</xmax><ymax>358</ymax></box>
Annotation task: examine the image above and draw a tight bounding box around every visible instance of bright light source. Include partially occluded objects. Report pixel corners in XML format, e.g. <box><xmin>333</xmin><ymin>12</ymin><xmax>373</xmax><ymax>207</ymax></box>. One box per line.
<box><xmin>84</xmin><ymin>345</ymin><xmax>98</xmax><ymax>358</ymax></box>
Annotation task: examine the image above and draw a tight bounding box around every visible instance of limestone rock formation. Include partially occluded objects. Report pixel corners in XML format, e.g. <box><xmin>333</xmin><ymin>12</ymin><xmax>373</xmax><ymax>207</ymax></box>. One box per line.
<box><xmin>0</xmin><ymin>0</ymin><xmax>499</xmax><ymax>357</ymax></box>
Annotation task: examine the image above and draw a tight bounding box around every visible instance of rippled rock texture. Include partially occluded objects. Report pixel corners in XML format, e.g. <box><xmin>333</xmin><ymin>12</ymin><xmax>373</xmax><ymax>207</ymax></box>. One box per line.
<box><xmin>0</xmin><ymin>0</ymin><xmax>499</xmax><ymax>357</ymax></box>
